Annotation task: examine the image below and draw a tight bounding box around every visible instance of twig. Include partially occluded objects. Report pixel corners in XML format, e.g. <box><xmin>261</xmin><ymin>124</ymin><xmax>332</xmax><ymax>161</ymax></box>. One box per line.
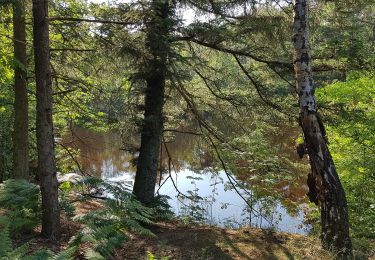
<box><xmin>58</xmin><ymin>143</ymin><xmax>89</xmax><ymax>176</ymax></box>
<box><xmin>200</xmin><ymin>124</ymin><xmax>272</xmax><ymax>225</ymax></box>
<box><xmin>155</xmin><ymin>136</ymin><xmax>202</xmax><ymax>204</ymax></box>
<box><xmin>233</xmin><ymin>54</ymin><xmax>287</xmax><ymax>115</ymax></box>
<box><xmin>164</xmin><ymin>128</ymin><xmax>203</xmax><ymax>136</ymax></box>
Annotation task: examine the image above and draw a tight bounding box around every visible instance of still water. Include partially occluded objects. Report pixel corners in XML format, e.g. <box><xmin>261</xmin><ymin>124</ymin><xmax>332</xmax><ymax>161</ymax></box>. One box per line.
<box><xmin>62</xmin><ymin>127</ymin><xmax>310</xmax><ymax>234</ymax></box>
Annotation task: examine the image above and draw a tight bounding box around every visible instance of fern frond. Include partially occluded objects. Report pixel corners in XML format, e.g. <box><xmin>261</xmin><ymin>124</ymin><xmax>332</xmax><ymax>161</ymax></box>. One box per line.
<box><xmin>84</xmin><ymin>248</ymin><xmax>105</xmax><ymax>260</ymax></box>
<box><xmin>0</xmin><ymin>227</ymin><xmax>12</xmax><ymax>257</ymax></box>
<box><xmin>50</xmin><ymin>246</ymin><xmax>77</xmax><ymax>260</ymax></box>
<box><xmin>24</xmin><ymin>249</ymin><xmax>51</xmax><ymax>260</ymax></box>
<box><xmin>69</xmin><ymin>178</ymin><xmax>171</xmax><ymax>258</ymax></box>
<box><xmin>0</xmin><ymin>179</ymin><xmax>40</xmax><ymax>232</ymax></box>
<box><xmin>122</xmin><ymin>218</ymin><xmax>155</xmax><ymax>237</ymax></box>
<box><xmin>7</xmin><ymin>242</ymin><xmax>30</xmax><ymax>259</ymax></box>
<box><xmin>0</xmin><ymin>227</ymin><xmax>29</xmax><ymax>259</ymax></box>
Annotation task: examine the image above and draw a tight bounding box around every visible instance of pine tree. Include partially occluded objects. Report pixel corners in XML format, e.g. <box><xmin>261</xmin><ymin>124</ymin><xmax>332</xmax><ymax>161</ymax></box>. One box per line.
<box><xmin>12</xmin><ymin>0</ymin><xmax>29</xmax><ymax>180</ymax></box>
<box><xmin>32</xmin><ymin>0</ymin><xmax>60</xmax><ymax>240</ymax></box>
<box><xmin>133</xmin><ymin>0</ymin><xmax>175</xmax><ymax>204</ymax></box>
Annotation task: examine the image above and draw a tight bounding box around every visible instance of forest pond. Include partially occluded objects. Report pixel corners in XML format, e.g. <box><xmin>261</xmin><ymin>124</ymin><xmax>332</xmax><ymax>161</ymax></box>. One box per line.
<box><xmin>62</xmin><ymin>127</ymin><xmax>311</xmax><ymax>234</ymax></box>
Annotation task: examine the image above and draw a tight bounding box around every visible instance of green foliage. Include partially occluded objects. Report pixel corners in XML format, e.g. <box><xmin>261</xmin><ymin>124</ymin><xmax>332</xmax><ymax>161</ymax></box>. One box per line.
<box><xmin>0</xmin><ymin>179</ymin><xmax>40</xmax><ymax>232</ymax></box>
<box><xmin>0</xmin><ymin>225</ymin><xmax>77</xmax><ymax>260</ymax></box>
<box><xmin>311</xmin><ymin>2</ymin><xmax>375</xmax><ymax>71</ymax></box>
<box><xmin>70</xmin><ymin>178</ymin><xmax>159</xmax><ymax>258</ymax></box>
<box><xmin>317</xmin><ymin>73</ymin><xmax>375</xmax><ymax>253</ymax></box>
<box><xmin>0</xmin><ymin>177</ymin><xmax>170</xmax><ymax>259</ymax></box>
<box><xmin>59</xmin><ymin>194</ymin><xmax>75</xmax><ymax>219</ymax></box>
<box><xmin>0</xmin><ymin>9</ymin><xmax>14</xmax><ymax>181</ymax></box>
<box><xmin>0</xmin><ymin>227</ymin><xmax>29</xmax><ymax>259</ymax></box>
<box><xmin>70</xmin><ymin>223</ymin><xmax>126</xmax><ymax>260</ymax></box>
<box><xmin>58</xmin><ymin>180</ymin><xmax>77</xmax><ymax>219</ymax></box>
<box><xmin>149</xmin><ymin>195</ymin><xmax>174</xmax><ymax>222</ymax></box>
<box><xmin>146</xmin><ymin>250</ymin><xmax>170</xmax><ymax>260</ymax></box>
<box><xmin>84</xmin><ymin>180</ymin><xmax>155</xmax><ymax>235</ymax></box>
<box><xmin>147</xmin><ymin>251</ymin><xmax>156</xmax><ymax>260</ymax></box>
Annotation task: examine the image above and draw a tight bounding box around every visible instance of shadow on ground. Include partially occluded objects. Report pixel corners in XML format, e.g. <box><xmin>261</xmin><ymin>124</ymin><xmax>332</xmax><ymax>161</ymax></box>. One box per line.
<box><xmin>112</xmin><ymin>222</ymin><xmax>332</xmax><ymax>260</ymax></box>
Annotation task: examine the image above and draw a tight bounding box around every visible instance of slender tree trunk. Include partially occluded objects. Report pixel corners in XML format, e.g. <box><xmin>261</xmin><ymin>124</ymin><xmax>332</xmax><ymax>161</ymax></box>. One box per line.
<box><xmin>0</xmin><ymin>138</ymin><xmax>4</xmax><ymax>183</ymax></box>
<box><xmin>32</xmin><ymin>0</ymin><xmax>60</xmax><ymax>240</ymax></box>
<box><xmin>133</xmin><ymin>0</ymin><xmax>171</xmax><ymax>204</ymax></box>
<box><xmin>292</xmin><ymin>0</ymin><xmax>352</xmax><ymax>257</ymax></box>
<box><xmin>12</xmin><ymin>0</ymin><xmax>29</xmax><ymax>180</ymax></box>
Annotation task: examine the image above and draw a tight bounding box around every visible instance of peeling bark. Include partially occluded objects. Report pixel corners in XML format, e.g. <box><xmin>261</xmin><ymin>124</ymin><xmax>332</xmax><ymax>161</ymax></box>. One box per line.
<box><xmin>12</xmin><ymin>0</ymin><xmax>29</xmax><ymax>179</ymax></box>
<box><xmin>133</xmin><ymin>0</ymin><xmax>172</xmax><ymax>204</ymax></box>
<box><xmin>32</xmin><ymin>0</ymin><xmax>60</xmax><ymax>240</ymax></box>
<box><xmin>292</xmin><ymin>0</ymin><xmax>352</xmax><ymax>257</ymax></box>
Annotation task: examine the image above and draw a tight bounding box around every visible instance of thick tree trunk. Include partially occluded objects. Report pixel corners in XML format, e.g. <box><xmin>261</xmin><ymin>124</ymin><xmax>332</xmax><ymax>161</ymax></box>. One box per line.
<box><xmin>133</xmin><ymin>0</ymin><xmax>171</xmax><ymax>204</ymax></box>
<box><xmin>32</xmin><ymin>0</ymin><xmax>60</xmax><ymax>240</ymax></box>
<box><xmin>12</xmin><ymin>0</ymin><xmax>29</xmax><ymax>180</ymax></box>
<box><xmin>292</xmin><ymin>0</ymin><xmax>352</xmax><ymax>257</ymax></box>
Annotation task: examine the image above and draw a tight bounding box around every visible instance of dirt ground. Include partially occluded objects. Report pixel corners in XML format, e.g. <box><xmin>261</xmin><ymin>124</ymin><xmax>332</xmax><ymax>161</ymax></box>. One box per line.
<box><xmin>6</xmin><ymin>200</ymin><xmax>374</xmax><ymax>260</ymax></box>
<box><xmin>112</xmin><ymin>222</ymin><xmax>334</xmax><ymax>260</ymax></box>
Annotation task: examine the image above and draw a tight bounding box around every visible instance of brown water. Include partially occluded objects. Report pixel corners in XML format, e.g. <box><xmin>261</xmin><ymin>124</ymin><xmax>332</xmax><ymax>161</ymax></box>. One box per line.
<box><xmin>61</xmin><ymin>126</ymin><xmax>311</xmax><ymax>234</ymax></box>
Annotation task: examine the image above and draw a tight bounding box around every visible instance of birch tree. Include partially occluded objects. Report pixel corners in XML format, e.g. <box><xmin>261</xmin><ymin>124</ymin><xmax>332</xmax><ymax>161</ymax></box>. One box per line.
<box><xmin>292</xmin><ymin>0</ymin><xmax>352</xmax><ymax>256</ymax></box>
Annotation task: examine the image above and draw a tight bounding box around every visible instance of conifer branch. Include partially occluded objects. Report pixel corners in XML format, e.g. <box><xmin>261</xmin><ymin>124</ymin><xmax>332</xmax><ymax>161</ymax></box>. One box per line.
<box><xmin>49</xmin><ymin>16</ymin><xmax>137</xmax><ymax>26</ymax></box>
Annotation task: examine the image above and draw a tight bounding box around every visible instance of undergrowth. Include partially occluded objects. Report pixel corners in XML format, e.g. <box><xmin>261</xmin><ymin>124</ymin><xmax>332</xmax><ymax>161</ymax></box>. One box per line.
<box><xmin>0</xmin><ymin>179</ymin><xmax>40</xmax><ymax>233</ymax></box>
<box><xmin>0</xmin><ymin>177</ymin><xmax>174</xmax><ymax>259</ymax></box>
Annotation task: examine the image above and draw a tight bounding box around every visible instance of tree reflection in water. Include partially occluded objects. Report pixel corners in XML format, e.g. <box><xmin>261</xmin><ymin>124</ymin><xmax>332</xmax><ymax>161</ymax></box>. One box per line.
<box><xmin>61</xmin><ymin>126</ymin><xmax>311</xmax><ymax>234</ymax></box>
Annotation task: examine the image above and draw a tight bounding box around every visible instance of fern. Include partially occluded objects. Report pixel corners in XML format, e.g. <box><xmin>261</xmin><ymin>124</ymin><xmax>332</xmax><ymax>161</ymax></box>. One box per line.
<box><xmin>73</xmin><ymin>224</ymin><xmax>126</xmax><ymax>259</ymax></box>
<box><xmin>6</xmin><ymin>242</ymin><xmax>30</xmax><ymax>259</ymax></box>
<box><xmin>0</xmin><ymin>227</ymin><xmax>12</xmax><ymax>257</ymax></box>
<box><xmin>24</xmin><ymin>250</ymin><xmax>51</xmax><ymax>260</ymax></box>
<box><xmin>0</xmin><ymin>179</ymin><xmax>40</xmax><ymax>211</ymax></box>
<box><xmin>149</xmin><ymin>195</ymin><xmax>174</xmax><ymax>222</ymax></box>
<box><xmin>0</xmin><ymin>225</ymin><xmax>77</xmax><ymax>260</ymax></box>
<box><xmin>70</xmin><ymin>178</ymin><xmax>159</xmax><ymax>258</ymax></box>
<box><xmin>0</xmin><ymin>179</ymin><xmax>40</xmax><ymax>233</ymax></box>
<box><xmin>22</xmin><ymin>247</ymin><xmax>76</xmax><ymax>260</ymax></box>
<box><xmin>0</xmin><ymin>178</ymin><xmax>172</xmax><ymax>259</ymax></box>
<box><xmin>49</xmin><ymin>246</ymin><xmax>77</xmax><ymax>260</ymax></box>
<box><xmin>0</xmin><ymin>226</ymin><xmax>34</xmax><ymax>259</ymax></box>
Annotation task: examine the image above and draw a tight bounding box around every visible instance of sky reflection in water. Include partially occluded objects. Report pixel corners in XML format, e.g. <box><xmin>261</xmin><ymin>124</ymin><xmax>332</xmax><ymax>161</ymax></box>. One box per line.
<box><xmin>63</xmin><ymin>127</ymin><xmax>310</xmax><ymax>234</ymax></box>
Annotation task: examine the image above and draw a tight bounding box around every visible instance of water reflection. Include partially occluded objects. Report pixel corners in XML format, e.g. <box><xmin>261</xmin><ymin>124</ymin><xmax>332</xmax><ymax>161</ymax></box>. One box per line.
<box><xmin>61</xmin><ymin>127</ymin><xmax>310</xmax><ymax>234</ymax></box>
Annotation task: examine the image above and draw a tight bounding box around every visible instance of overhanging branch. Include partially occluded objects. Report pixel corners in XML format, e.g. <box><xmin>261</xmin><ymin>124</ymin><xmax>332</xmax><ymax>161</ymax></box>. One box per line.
<box><xmin>49</xmin><ymin>16</ymin><xmax>138</xmax><ymax>26</ymax></box>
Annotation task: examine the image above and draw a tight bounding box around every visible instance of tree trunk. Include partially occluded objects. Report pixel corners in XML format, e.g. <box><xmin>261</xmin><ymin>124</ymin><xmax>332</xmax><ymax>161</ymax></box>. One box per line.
<box><xmin>32</xmin><ymin>0</ymin><xmax>60</xmax><ymax>240</ymax></box>
<box><xmin>12</xmin><ymin>0</ymin><xmax>29</xmax><ymax>180</ymax></box>
<box><xmin>0</xmin><ymin>139</ymin><xmax>4</xmax><ymax>183</ymax></box>
<box><xmin>292</xmin><ymin>0</ymin><xmax>352</xmax><ymax>257</ymax></box>
<box><xmin>133</xmin><ymin>0</ymin><xmax>171</xmax><ymax>204</ymax></box>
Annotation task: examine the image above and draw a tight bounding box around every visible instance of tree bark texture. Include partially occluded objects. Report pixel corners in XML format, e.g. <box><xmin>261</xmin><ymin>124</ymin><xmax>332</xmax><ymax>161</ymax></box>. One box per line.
<box><xmin>292</xmin><ymin>0</ymin><xmax>352</xmax><ymax>256</ymax></box>
<box><xmin>12</xmin><ymin>0</ymin><xmax>29</xmax><ymax>179</ymax></box>
<box><xmin>133</xmin><ymin>0</ymin><xmax>172</xmax><ymax>204</ymax></box>
<box><xmin>0</xmin><ymin>145</ymin><xmax>4</xmax><ymax>183</ymax></box>
<box><xmin>32</xmin><ymin>0</ymin><xmax>60</xmax><ymax>240</ymax></box>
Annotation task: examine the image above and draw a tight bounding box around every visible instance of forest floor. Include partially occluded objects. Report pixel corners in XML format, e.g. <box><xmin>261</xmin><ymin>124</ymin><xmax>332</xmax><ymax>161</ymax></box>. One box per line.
<box><xmin>112</xmin><ymin>222</ymin><xmax>334</xmax><ymax>260</ymax></box>
<box><xmin>11</xmin><ymin>199</ymin><xmax>374</xmax><ymax>260</ymax></box>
